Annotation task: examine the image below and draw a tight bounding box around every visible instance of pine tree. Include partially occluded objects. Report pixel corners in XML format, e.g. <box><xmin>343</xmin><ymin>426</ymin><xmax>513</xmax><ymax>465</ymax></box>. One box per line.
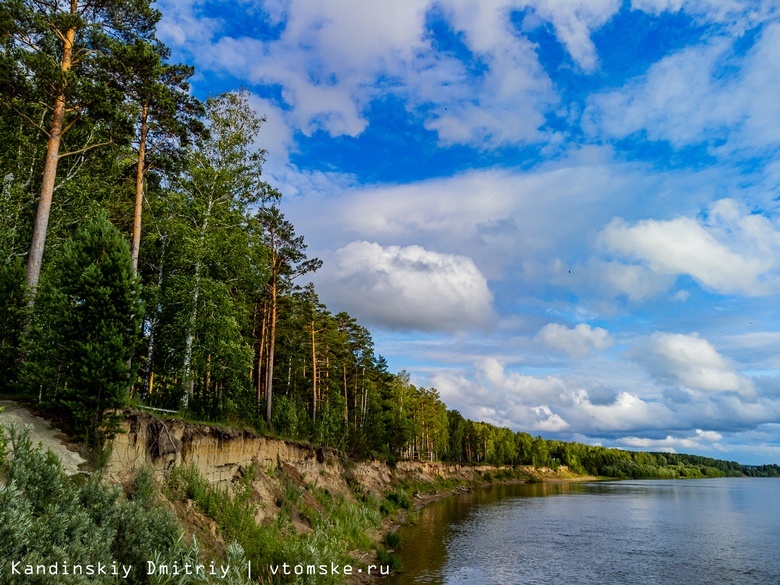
<box><xmin>108</xmin><ymin>37</ymin><xmax>203</xmax><ymax>274</ymax></box>
<box><xmin>255</xmin><ymin>205</ymin><xmax>321</xmax><ymax>424</ymax></box>
<box><xmin>26</xmin><ymin>211</ymin><xmax>142</xmax><ymax>443</ymax></box>
<box><xmin>0</xmin><ymin>0</ymin><xmax>159</xmax><ymax>297</ymax></box>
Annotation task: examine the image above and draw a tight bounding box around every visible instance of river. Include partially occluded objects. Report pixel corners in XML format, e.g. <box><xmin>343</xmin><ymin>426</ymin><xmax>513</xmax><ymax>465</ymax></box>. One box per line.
<box><xmin>385</xmin><ymin>478</ymin><xmax>779</xmax><ymax>584</ymax></box>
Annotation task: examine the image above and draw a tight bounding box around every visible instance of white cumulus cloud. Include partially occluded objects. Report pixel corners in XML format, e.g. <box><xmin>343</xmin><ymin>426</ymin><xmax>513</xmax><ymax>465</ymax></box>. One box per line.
<box><xmin>619</xmin><ymin>429</ymin><xmax>724</xmax><ymax>453</ymax></box>
<box><xmin>527</xmin><ymin>0</ymin><xmax>622</xmax><ymax>72</ymax></box>
<box><xmin>631</xmin><ymin>332</ymin><xmax>755</xmax><ymax>396</ymax></box>
<box><xmin>156</xmin><ymin>0</ymin><xmax>648</xmax><ymax>149</ymax></box>
<box><xmin>537</xmin><ymin>323</ymin><xmax>613</xmax><ymax>359</ymax></box>
<box><xmin>598</xmin><ymin>198</ymin><xmax>780</xmax><ymax>296</ymax></box>
<box><xmin>320</xmin><ymin>241</ymin><xmax>495</xmax><ymax>333</ymax></box>
<box><xmin>430</xmin><ymin>358</ymin><xmax>674</xmax><ymax>434</ymax></box>
<box><xmin>585</xmin><ymin>21</ymin><xmax>780</xmax><ymax>154</ymax></box>
<box><xmin>631</xmin><ymin>0</ymin><xmax>776</xmax><ymax>33</ymax></box>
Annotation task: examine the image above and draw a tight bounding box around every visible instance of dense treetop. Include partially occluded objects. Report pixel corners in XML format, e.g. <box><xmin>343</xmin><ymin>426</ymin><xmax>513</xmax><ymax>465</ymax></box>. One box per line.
<box><xmin>0</xmin><ymin>1</ymin><xmax>774</xmax><ymax>478</ymax></box>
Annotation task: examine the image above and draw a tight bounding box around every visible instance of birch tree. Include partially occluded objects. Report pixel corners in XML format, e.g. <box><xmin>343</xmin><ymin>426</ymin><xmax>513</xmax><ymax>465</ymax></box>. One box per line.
<box><xmin>172</xmin><ymin>91</ymin><xmax>272</xmax><ymax>407</ymax></box>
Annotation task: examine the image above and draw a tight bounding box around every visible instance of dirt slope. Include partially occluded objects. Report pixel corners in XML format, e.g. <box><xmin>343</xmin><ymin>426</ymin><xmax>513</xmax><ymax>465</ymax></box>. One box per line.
<box><xmin>0</xmin><ymin>400</ymin><xmax>88</xmax><ymax>475</ymax></box>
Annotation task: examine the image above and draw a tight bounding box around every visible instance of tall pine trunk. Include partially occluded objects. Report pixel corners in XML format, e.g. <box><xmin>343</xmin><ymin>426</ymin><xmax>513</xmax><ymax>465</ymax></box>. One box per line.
<box><xmin>26</xmin><ymin>5</ymin><xmax>78</xmax><ymax>294</ymax></box>
<box><xmin>257</xmin><ymin>301</ymin><xmax>268</xmax><ymax>406</ymax></box>
<box><xmin>343</xmin><ymin>363</ymin><xmax>348</xmax><ymax>423</ymax></box>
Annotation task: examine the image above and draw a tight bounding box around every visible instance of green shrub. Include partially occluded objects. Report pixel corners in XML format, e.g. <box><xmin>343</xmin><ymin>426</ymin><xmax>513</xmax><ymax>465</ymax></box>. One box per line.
<box><xmin>165</xmin><ymin>464</ymin><xmax>286</xmax><ymax>569</ymax></box>
<box><xmin>22</xmin><ymin>213</ymin><xmax>142</xmax><ymax>445</ymax></box>
<box><xmin>402</xmin><ymin>510</ymin><xmax>420</xmax><ymax>526</ymax></box>
<box><xmin>386</xmin><ymin>490</ymin><xmax>412</xmax><ymax>510</ymax></box>
<box><xmin>0</xmin><ymin>412</ymin><xmax>6</xmax><ymax>473</ymax></box>
<box><xmin>164</xmin><ymin>462</ymin><xmax>387</xmax><ymax>584</ymax></box>
<box><xmin>113</xmin><ymin>468</ymin><xmax>182</xmax><ymax>581</ymax></box>
<box><xmin>0</xmin><ymin>426</ymin><xmax>197</xmax><ymax>585</ymax></box>
<box><xmin>379</xmin><ymin>500</ymin><xmax>395</xmax><ymax>516</ymax></box>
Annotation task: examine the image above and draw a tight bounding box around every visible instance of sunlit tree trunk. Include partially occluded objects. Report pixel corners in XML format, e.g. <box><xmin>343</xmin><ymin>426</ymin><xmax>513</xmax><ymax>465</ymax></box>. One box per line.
<box><xmin>343</xmin><ymin>363</ymin><xmax>348</xmax><ymax>423</ymax></box>
<box><xmin>26</xmin><ymin>6</ymin><xmax>78</xmax><ymax>294</ymax></box>
<box><xmin>254</xmin><ymin>300</ymin><xmax>266</xmax><ymax>405</ymax></box>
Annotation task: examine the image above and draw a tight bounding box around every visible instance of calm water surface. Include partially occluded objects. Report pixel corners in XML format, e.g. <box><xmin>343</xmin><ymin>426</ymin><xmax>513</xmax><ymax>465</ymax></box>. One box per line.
<box><xmin>386</xmin><ymin>479</ymin><xmax>779</xmax><ymax>585</ymax></box>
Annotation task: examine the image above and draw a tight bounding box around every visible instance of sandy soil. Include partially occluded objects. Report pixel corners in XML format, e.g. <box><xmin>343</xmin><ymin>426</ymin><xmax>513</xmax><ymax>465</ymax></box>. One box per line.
<box><xmin>0</xmin><ymin>400</ymin><xmax>88</xmax><ymax>475</ymax></box>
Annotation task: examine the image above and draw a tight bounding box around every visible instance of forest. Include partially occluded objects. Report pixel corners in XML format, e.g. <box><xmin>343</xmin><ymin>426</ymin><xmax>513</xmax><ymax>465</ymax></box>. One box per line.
<box><xmin>1</xmin><ymin>0</ymin><xmax>777</xmax><ymax>481</ymax></box>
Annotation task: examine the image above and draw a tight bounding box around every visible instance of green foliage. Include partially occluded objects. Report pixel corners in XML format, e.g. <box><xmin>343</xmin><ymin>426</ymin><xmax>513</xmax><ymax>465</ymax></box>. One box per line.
<box><xmin>23</xmin><ymin>211</ymin><xmax>142</xmax><ymax>444</ymax></box>
<box><xmin>0</xmin><ymin>113</ymin><xmax>40</xmax><ymax>262</ymax></box>
<box><xmin>165</xmin><ymin>463</ymin><xmax>386</xmax><ymax>584</ymax></box>
<box><xmin>113</xmin><ymin>468</ymin><xmax>183</xmax><ymax>576</ymax></box>
<box><xmin>311</xmin><ymin>495</ymin><xmax>381</xmax><ymax>552</ymax></box>
<box><xmin>375</xmin><ymin>547</ymin><xmax>403</xmax><ymax>573</ymax></box>
<box><xmin>128</xmin><ymin>465</ymin><xmax>158</xmax><ymax>502</ymax></box>
<box><xmin>271</xmin><ymin>394</ymin><xmax>306</xmax><ymax>438</ymax></box>
<box><xmin>0</xmin><ymin>258</ymin><xmax>27</xmax><ymax>393</ymax></box>
<box><xmin>743</xmin><ymin>464</ymin><xmax>780</xmax><ymax>477</ymax></box>
<box><xmin>531</xmin><ymin>436</ymin><xmax>551</xmax><ymax>468</ymax></box>
<box><xmin>164</xmin><ymin>464</ymin><xmax>209</xmax><ymax>504</ymax></box>
<box><xmin>0</xmin><ymin>0</ymin><xmax>160</xmax><ymax>139</ymax></box>
<box><xmin>385</xmin><ymin>490</ymin><xmax>412</xmax><ymax>511</ymax></box>
<box><xmin>109</xmin><ymin>35</ymin><xmax>204</xmax><ymax>180</ymax></box>
<box><xmin>166</xmin><ymin>463</ymin><xmax>289</xmax><ymax>573</ymax></box>
<box><xmin>165</xmin><ymin>464</ymin><xmax>270</xmax><ymax>561</ymax></box>
<box><xmin>535</xmin><ymin>441</ymin><xmax>745</xmax><ymax>480</ymax></box>
<box><xmin>383</xmin><ymin>531</ymin><xmax>401</xmax><ymax>549</ymax></box>
<box><xmin>140</xmin><ymin>91</ymin><xmax>272</xmax><ymax>413</ymax></box>
<box><xmin>0</xmin><ymin>425</ymin><xmax>191</xmax><ymax>585</ymax></box>
<box><xmin>0</xmin><ymin>411</ymin><xmax>6</xmax><ymax>474</ymax></box>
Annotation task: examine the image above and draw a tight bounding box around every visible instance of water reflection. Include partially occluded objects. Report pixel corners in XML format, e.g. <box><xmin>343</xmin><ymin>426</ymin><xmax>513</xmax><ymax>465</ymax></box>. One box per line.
<box><xmin>386</xmin><ymin>483</ymin><xmax>580</xmax><ymax>584</ymax></box>
<box><xmin>385</xmin><ymin>479</ymin><xmax>780</xmax><ymax>585</ymax></box>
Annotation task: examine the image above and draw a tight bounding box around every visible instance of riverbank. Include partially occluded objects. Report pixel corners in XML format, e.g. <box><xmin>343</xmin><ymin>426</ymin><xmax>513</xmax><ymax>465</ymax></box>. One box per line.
<box><xmin>377</xmin><ymin>478</ymin><xmax>780</xmax><ymax>585</ymax></box>
<box><xmin>0</xmin><ymin>402</ymin><xmax>599</xmax><ymax>584</ymax></box>
<box><xmin>350</xmin><ymin>468</ymin><xmax>599</xmax><ymax>583</ymax></box>
<box><xmin>117</xmin><ymin>410</ymin><xmax>602</xmax><ymax>584</ymax></box>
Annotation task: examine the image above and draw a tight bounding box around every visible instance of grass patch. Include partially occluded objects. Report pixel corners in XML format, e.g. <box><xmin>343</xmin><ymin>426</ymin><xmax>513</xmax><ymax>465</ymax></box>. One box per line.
<box><xmin>385</xmin><ymin>490</ymin><xmax>412</xmax><ymax>510</ymax></box>
<box><xmin>165</xmin><ymin>463</ymin><xmax>385</xmax><ymax>584</ymax></box>
<box><xmin>376</xmin><ymin>546</ymin><xmax>403</xmax><ymax>573</ymax></box>
<box><xmin>383</xmin><ymin>531</ymin><xmax>401</xmax><ymax>549</ymax></box>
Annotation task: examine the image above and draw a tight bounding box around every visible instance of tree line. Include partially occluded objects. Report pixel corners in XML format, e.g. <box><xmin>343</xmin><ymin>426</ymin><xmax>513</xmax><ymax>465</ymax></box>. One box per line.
<box><xmin>0</xmin><ymin>0</ymin><xmax>772</xmax><ymax>477</ymax></box>
<box><xmin>0</xmin><ymin>0</ymin><xmax>454</xmax><ymax>455</ymax></box>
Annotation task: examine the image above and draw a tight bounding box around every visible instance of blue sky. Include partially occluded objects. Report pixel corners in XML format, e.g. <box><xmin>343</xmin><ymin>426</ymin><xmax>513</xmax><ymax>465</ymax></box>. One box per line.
<box><xmin>156</xmin><ymin>0</ymin><xmax>780</xmax><ymax>465</ymax></box>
